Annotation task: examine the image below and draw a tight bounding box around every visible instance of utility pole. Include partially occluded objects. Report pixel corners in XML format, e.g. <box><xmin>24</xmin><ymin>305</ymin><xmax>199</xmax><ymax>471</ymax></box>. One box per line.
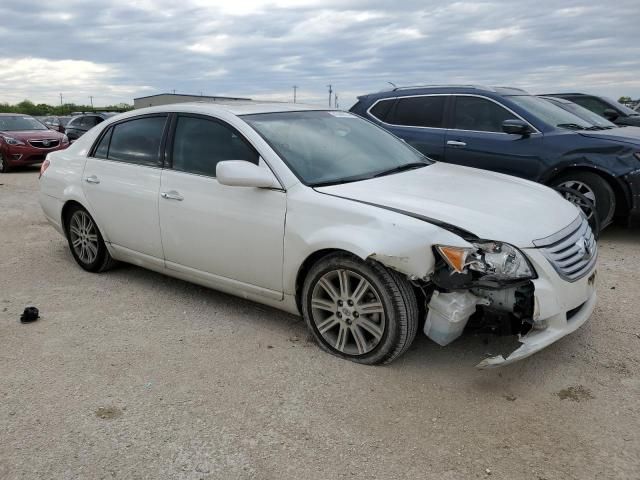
<box><xmin>172</xmin><ymin>89</ymin><xmax>176</xmax><ymax>94</ymax></box>
<box><xmin>292</xmin><ymin>85</ymin><xmax>298</xmax><ymax>103</ymax></box>
<box><xmin>59</xmin><ymin>93</ymin><xmax>63</xmax><ymax>106</ymax></box>
<box><xmin>334</xmin><ymin>93</ymin><xmax>338</xmax><ymax>109</ymax></box>
<box><xmin>327</xmin><ymin>84</ymin><xmax>333</xmax><ymax>108</ymax></box>
<box><xmin>89</xmin><ymin>96</ymin><xmax>94</xmax><ymax>108</ymax></box>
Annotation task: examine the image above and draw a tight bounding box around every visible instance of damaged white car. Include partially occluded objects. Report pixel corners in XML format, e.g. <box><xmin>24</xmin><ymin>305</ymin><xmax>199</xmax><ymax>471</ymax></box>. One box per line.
<box><xmin>39</xmin><ymin>103</ymin><xmax>597</xmax><ymax>368</ymax></box>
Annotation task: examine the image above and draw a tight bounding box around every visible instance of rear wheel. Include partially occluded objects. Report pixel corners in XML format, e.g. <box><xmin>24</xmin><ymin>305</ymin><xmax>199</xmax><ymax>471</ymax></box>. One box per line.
<box><xmin>64</xmin><ymin>205</ymin><xmax>115</xmax><ymax>272</ymax></box>
<box><xmin>551</xmin><ymin>171</ymin><xmax>615</xmax><ymax>230</ymax></box>
<box><xmin>301</xmin><ymin>253</ymin><xmax>418</xmax><ymax>365</ymax></box>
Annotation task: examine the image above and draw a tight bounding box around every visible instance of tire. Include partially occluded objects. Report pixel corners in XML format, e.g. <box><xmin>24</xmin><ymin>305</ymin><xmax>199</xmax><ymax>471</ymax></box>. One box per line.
<box><xmin>0</xmin><ymin>152</ymin><xmax>10</xmax><ymax>173</ymax></box>
<box><xmin>551</xmin><ymin>171</ymin><xmax>615</xmax><ymax>230</ymax></box>
<box><xmin>64</xmin><ymin>205</ymin><xmax>115</xmax><ymax>273</ymax></box>
<box><xmin>301</xmin><ymin>252</ymin><xmax>419</xmax><ymax>365</ymax></box>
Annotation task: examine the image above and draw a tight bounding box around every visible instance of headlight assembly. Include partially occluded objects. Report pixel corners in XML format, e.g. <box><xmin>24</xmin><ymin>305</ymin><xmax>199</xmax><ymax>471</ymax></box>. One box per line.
<box><xmin>435</xmin><ymin>241</ymin><xmax>535</xmax><ymax>281</ymax></box>
<box><xmin>1</xmin><ymin>135</ymin><xmax>25</xmax><ymax>146</ymax></box>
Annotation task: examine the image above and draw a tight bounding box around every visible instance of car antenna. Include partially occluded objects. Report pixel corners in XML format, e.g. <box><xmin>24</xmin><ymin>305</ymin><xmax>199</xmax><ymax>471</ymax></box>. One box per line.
<box><xmin>387</xmin><ymin>81</ymin><xmax>397</xmax><ymax>89</ymax></box>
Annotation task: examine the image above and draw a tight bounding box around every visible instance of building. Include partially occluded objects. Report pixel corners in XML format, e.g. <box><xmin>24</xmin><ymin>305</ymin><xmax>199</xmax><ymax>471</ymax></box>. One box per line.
<box><xmin>133</xmin><ymin>93</ymin><xmax>252</xmax><ymax>109</ymax></box>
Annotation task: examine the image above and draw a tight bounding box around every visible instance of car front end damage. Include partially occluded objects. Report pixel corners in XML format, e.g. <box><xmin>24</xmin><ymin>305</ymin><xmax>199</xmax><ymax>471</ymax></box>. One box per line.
<box><xmin>413</xmin><ymin>215</ymin><xmax>597</xmax><ymax>368</ymax></box>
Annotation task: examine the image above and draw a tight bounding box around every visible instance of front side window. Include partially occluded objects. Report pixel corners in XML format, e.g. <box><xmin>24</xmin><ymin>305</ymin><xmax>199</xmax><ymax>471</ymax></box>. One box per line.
<box><xmin>453</xmin><ymin>96</ymin><xmax>517</xmax><ymax>132</ymax></box>
<box><xmin>570</xmin><ymin>96</ymin><xmax>612</xmax><ymax>116</ymax></box>
<box><xmin>100</xmin><ymin>116</ymin><xmax>167</xmax><ymax>166</ymax></box>
<box><xmin>171</xmin><ymin>116</ymin><xmax>258</xmax><ymax>177</ymax></box>
<box><xmin>244</xmin><ymin>111</ymin><xmax>430</xmax><ymax>186</ymax></box>
<box><xmin>390</xmin><ymin>96</ymin><xmax>445</xmax><ymax>128</ymax></box>
<box><xmin>508</xmin><ymin>95</ymin><xmax>591</xmax><ymax>130</ymax></box>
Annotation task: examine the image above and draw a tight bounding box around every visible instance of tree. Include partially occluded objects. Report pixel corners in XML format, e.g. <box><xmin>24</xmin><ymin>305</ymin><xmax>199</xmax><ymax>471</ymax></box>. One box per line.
<box><xmin>619</xmin><ymin>96</ymin><xmax>632</xmax><ymax>104</ymax></box>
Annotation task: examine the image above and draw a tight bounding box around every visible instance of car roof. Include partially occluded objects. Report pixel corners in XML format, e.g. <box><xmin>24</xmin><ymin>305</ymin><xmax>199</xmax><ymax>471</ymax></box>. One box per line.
<box><xmin>0</xmin><ymin>113</ymin><xmax>35</xmax><ymax>117</ymax></box>
<box><xmin>358</xmin><ymin>85</ymin><xmax>530</xmax><ymax>100</ymax></box>
<box><xmin>543</xmin><ymin>93</ymin><xmax>590</xmax><ymax>97</ymax></box>
<box><xmin>120</xmin><ymin>101</ymin><xmax>330</xmax><ymax>118</ymax></box>
<box><xmin>538</xmin><ymin>95</ymin><xmax>572</xmax><ymax>104</ymax></box>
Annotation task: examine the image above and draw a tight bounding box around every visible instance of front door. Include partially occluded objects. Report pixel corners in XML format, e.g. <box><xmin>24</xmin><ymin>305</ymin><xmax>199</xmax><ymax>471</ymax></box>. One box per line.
<box><xmin>158</xmin><ymin>114</ymin><xmax>286</xmax><ymax>296</ymax></box>
<box><xmin>444</xmin><ymin>95</ymin><xmax>545</xmax><ymax>179</ymax></box>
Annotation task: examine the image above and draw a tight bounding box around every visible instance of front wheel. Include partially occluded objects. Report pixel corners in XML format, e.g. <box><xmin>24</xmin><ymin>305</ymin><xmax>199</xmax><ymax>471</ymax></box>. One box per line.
<box><xmin>0</xmin><ymin>152</ymin><xmax>10</xmax><ymax>173</ymax></box>
<box><xmin>301</xmin><ymin>253</ymin><xmax>419</xmax><ymax>365</ymax></box>
<box><xmin>64</xmin><ymin>205</ymin><xmax>115</xmax><ymax>272</ymax></box>
<box><xmin>551</xmin><ymin>172</ymin><xmax>615</xmax><ymax>230</ymax></box>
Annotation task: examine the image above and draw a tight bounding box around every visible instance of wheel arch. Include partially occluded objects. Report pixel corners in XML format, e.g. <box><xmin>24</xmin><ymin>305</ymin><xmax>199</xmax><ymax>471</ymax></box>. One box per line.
<box><xmin>545</xmin><ymin>165</ymin><xmax>630</xmax><ymax>217</ymax></box>
<box><xmin>294</xmin><ymin>248</ymin><xmax>358</xmax><ymax>312</ymax></box>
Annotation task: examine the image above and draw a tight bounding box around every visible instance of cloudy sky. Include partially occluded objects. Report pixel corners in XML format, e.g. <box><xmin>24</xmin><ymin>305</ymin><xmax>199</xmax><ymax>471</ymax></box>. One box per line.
<box><xmin>1</xmin><ymin>0</ymin><xmax>639</xmax><ymax>108</ymax></box>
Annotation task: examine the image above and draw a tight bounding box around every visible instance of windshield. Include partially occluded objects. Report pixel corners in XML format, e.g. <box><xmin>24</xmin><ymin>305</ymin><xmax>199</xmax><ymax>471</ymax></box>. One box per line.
<box><xmin>0</xmin><ymin>115</ymin><xmax>48</xmax><ymax>131</ymax></box>
<box><xmin>542</xmin><ymin>98</ymin><xmax>617</xmax><ymax>128</ymax></box>
<box><xmin>243</xmin><ymin>111</ymin><xmax>430</xmax><ymax>186</ymax></box>
<box><xmin>508</xmin><ymin>95</ymin><xmax>594</xmax><ymax>130</ymax></box>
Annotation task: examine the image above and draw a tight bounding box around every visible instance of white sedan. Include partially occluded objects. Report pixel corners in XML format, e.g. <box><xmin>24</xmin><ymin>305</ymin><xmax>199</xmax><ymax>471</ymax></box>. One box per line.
<box><xmin>39</xmin><ymin>103</ymin><xmax>597</xmax><ymax>367</ymax></box>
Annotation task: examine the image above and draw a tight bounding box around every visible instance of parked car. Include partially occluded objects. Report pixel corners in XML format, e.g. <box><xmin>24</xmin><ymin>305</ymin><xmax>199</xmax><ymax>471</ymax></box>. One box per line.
<box><xmin>40</xmin><ymin>116</ymin><xmax>72</xmax><ymax>133</ymax></box>
<box><xmin>39</xmin><ymin>103</ymin><xmax>597</xmax><ymax>368</ymax></box>
<box><xmin>0</xmin><ymin>114</ymin><xmax>69</xmax><ymax>173</ymax></box>
<box><xmin>544</xmin><ymin>93</ymin><xmax>640</xmax><ymax>127</ymax></box>
<box><xmin>64</xmin><ymin>112</ymin><xmax>117</xmax><ymax>142</ymax></box>
<box><xmin>539</xmin><ymin>96</ymin><xmax>619</xmax><ymax>129</ymax></box>
<box><xmin>350</xmin><ymin>85</ymin><xmax>640</xmax><ymax>229</ymax></box>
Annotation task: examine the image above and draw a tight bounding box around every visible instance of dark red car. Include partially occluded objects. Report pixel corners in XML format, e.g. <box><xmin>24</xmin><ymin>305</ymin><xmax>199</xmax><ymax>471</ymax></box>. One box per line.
<box><xmin>0</xmin><ymin>114</ymin><xmax>69</xmax><ymax>172</ymax></box>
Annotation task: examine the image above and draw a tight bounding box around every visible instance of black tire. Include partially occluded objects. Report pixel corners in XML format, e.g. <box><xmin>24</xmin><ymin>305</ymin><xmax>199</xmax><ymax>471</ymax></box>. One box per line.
<box><xmin>64</xmin><ymin>205</ymin><xmax>115</xmax><ymax>273</ymax></box>
<box><xmin>301</xmin><ymin>252</ymin><xmax>419</xmax><ymax>365</ymax></box>
<box><xmin>551</xmin><ymin>171</ymin><xmax>615</xmax><ymax>230</ymax></box>
<box><xmin>0</xmin><ymin>152</ymin><xmax>10</xmax><ymax>173</ymax></box>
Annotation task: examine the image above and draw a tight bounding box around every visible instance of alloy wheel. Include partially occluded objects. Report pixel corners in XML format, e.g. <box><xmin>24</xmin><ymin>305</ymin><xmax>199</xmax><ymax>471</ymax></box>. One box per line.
<box><xmin>310</xmin><ymin>269</ymin><xmax>386</xmax><ymax>355</ymax></box>
<box><xmin>557</xmin><ymin>180</ymin><xmax>596</xmax><ymax>219</ymax></box>
<box><xmin>69</xmin><ymin>210</ymin><xmax>99</xmax><ymax>265</ymax></box>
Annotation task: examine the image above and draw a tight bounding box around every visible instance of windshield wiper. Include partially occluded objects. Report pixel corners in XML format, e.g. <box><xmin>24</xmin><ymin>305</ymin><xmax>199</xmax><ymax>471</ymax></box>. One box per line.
<box><xmin>557</xmin><ymin>123</ymin><xmax>587</xmax><ymax>131</ymax></box>
<box><xmin>372</xmin><ymin>162</ymin><xmax>429</xmax><ymax>178</ymax></box>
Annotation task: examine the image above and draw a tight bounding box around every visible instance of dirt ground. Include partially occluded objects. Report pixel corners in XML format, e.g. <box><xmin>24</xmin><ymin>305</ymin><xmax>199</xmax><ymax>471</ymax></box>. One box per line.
<box><xmin>1</xmin><ymin>167</ymin><xmax>639</xmax><ymax>480</ymax></box>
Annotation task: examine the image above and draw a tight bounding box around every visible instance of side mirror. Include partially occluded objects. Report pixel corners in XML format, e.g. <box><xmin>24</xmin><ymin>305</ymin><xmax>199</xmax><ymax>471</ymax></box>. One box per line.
<box><xmin>602</xmin><ymin>109</ymin><xmax>619</xmax><ymax>121</ymax></box>
<box><xmin>216</xmin><ymin>160</ymin><xmax>278</xmax><ymax>188</ymax></box>
<box><xmin>502</xmin><ymin>119</ymin><xmax>531</xmax><ymax>135</ymax></box>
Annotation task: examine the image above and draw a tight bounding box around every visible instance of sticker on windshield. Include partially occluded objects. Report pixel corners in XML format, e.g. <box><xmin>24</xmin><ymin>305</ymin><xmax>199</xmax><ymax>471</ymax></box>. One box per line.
<box><xmin>328</xmin><ymin>111</ymin><xmax>356</xmax><ymax>118</ymax></box>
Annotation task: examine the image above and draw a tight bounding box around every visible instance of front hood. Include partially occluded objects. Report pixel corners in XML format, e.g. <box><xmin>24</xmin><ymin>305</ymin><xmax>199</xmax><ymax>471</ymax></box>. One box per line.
<box><xmin>315</xmin><ymin>162</ymin><xmax>580</xmax><ymax>247</ymax></box>
<box><xmin>0</xmin><ymin>129</ymin><xmax>63</xmax><ymax>141</ymax></box>
<box><xmin>578</xmin><ymin>126</ymin><xmax>640</xmax><ymax>146</ymax></box>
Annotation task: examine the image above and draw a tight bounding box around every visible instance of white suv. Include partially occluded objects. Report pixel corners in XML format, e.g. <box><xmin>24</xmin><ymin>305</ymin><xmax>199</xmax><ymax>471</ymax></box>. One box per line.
<box><xmin>39</xmin><ymin>103</ymin><xmax>597</xmax><ymax>367</ymax></box>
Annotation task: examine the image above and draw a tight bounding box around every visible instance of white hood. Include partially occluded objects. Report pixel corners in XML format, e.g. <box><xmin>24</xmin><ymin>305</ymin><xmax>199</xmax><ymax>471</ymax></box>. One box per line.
<box><xmin>315</xmin><ymin>162</ymin><xmax>580</xmax><ymax>247</ymax></box>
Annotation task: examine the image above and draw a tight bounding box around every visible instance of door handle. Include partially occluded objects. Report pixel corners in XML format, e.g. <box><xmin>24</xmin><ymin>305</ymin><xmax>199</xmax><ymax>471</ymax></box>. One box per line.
<box><xmin>160</xmin><ymin>191</ymin><xmax>184</xmax><ymax>201</ymax></box>
<box><xmin>85</xmin><ymin>175</ymin><xmax>100</xmax><ymax>184</ymax></box>
<box><xmin>446</xmin><ymin>140</ymin><xmax>467</xmax><ymax>147</ymax></box>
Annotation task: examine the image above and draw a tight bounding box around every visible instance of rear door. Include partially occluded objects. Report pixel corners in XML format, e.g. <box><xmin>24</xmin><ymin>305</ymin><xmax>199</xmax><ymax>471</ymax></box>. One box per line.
<box><xmin>82</xmin><ymin>114</ymin><xmax>168</xmax><ymax>260</ymax></box>
<box><xmin>367</xmin><ymin>95</ymin><xmax>447</xmax><ymax>160</ymax></box>
<box><xmin>444</xmin><ymin>95</ymin><xmax>545</xmax><ymax>179</ymax></box>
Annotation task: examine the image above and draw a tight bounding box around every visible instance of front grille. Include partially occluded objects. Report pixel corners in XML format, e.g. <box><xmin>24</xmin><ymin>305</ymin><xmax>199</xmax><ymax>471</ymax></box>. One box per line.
<box><xmin>28</xmin><ymin>139</ymin><xmax>60</xmax><ymax>149</ymax></box>
<box><xmin>533</xmin><ymin>215</ymin><xmax>597</xmax><ymax>282</ymax></box>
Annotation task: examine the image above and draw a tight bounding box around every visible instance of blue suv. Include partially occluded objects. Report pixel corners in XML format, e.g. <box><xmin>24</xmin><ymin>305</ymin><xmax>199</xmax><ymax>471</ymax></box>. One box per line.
<box><xmin>350</xmin><ymin>85</ymin><xmax>640</xmax><ymax>230</ymax></box>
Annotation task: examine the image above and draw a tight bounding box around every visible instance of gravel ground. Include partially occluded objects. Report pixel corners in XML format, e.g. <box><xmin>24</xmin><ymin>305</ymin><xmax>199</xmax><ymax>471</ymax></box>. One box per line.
<box><xmin>1</xmin><ymin>167</ymin><xmax>639</xmax><ymax>480</ymax></box>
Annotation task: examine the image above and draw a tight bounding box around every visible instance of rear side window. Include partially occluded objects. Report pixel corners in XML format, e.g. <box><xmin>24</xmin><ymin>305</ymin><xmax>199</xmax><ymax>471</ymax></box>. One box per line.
<box><xmin>453</xmin><ymin>96</ymin><xmax>517</xmax><ymax>132</ymax></box>
<box><xmin>94</xmin><ymin>128</ymin><xmax>112</xmax><ymax>159</ymax></box>
<box><xmin>390</xmin><ymin>96</ymin><xmax>445</xmax><ymax>128</ymax></box>
<box><xmin>171</xmin><ymin>116</ymin><xmax>258</xmax><ymax>177</ymax></box>
<box><xmin>99</xmin><ymin>116</ymin><xmax>167</xmax><ymax>166</ymax></box>
<box><xmin>369</xmin><ymin>99</ymin><xmax>395</xmax><ymax>122</ymax></box>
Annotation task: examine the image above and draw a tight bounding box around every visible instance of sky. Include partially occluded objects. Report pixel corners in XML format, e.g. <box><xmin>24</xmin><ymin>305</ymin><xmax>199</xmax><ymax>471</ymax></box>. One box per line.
<box><xmin>1</xmin><ymin>0</ymin><xmax>639</xmax><ymax>108</ymax></box>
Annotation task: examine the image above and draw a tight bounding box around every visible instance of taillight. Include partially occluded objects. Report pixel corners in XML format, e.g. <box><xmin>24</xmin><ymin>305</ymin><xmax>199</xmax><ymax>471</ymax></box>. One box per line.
<box><xmin>39</xmin><ymin>158</ymin><xmax>50</xmax><ymax>179</ymax></box>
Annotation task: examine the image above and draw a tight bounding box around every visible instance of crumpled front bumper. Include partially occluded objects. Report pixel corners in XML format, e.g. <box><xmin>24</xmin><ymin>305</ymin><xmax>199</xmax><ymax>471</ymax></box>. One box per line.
<box><xmin>476</xmin><ymin>247</ymin><xmax>597</xmax><ymax>369</ymax></box>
